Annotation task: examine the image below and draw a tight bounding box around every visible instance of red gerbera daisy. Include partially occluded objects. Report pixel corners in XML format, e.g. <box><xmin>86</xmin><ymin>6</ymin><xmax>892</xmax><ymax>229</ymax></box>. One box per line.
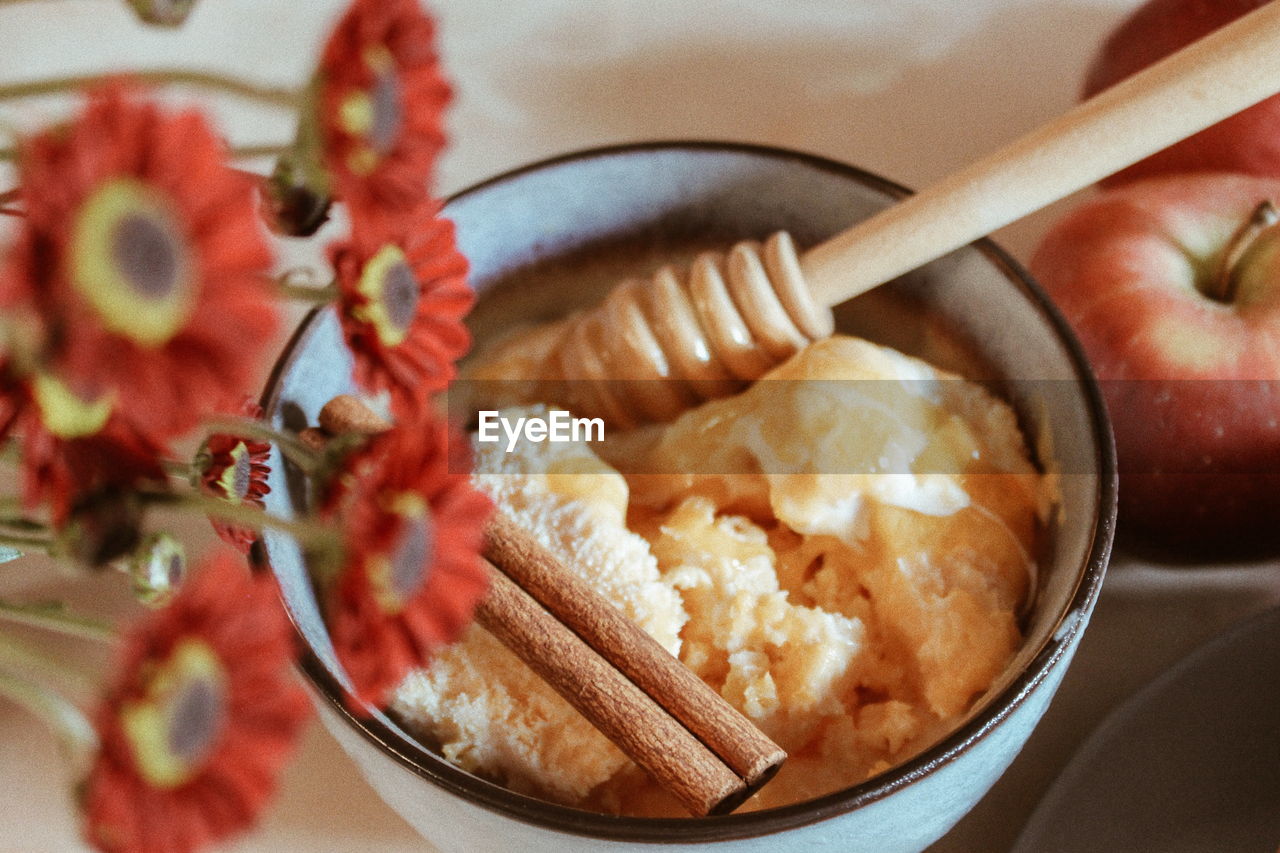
<box><xmin>0</xmin><ymin>82</ymin><xmax>277</xmax><ymax>452</ymax></box>
<box><xmin>330</xmin><ymin>205</ymin><xmax>472</xmax><ymax>417</ymax></box>
<box><xmin>315</xmin><ymin>0</ymin><xmax>451</xmax><ymax>223</ymax></box>
<box><xmin>0</xmin><ymin>363</ymin><xmax>165</xmax><ymax>526</ymax></box>
<box><xmin>82</xmin><ymin>551</ymin><xmax>309</xmax><ymax>853</ymax></box>
<box><xmin>196</xmin><ymin>398</ymin><xmax>272</xmax><ymax>554</ymax></box>
<box><xmin>322</xmin><ymin>408</ymin><xmax>490</xmax><ymax>708</ymax></box>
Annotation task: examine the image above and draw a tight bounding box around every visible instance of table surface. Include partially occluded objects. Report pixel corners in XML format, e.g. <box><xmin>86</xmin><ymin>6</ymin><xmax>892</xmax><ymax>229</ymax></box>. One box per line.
<box><xmin>2</xmin><ymin>1</ymin><xmax>1280</xmax><ymax>851</ymax></box>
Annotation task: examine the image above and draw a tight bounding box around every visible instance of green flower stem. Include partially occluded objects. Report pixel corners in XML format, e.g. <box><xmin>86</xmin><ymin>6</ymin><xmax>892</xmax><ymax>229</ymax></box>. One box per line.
<box><xmin>0</xmin><ymin>69</ymin><xmax>301</xmax><ymax>110</ymax></box>
<box><xmin>0</xmin><ymin>144</ymin><xmax>288</xmax><ymax>163</ymax></box>
<box><xmin>230</xmin><ymin>142</ymin><xmax>291</xmax><ymax>160</ymax></box>
<box><xmin>142</xmin><ymin>489</ymin><xmax>339</xmax><ymax>552</ymax></box>
<box><xmin>202</xmin><ymin>415</ymin><xmax>323</xmax><ymax>474</ymax></box>
<box><xmin>0</xmin><ymin>668</ymin><xmax>97</xmax><ymax>758</ymax></box>
<box><xmin>0</xmin><ymin>631</ymin><xmax>97</xmax><ymax>695</ymax></box>
<box><xmin>276</xmin><ymin>280</ymin><xmax>339</xmax><ymax>305</ymax></box>
<box><xmin>0</xmin><ymin>501</ymin><xmax>50</xmax><ymax>534</ymax></box>
<box><xmin>0</xmin><ymin>600</ymin><xmax>116</xmax><ymax>643</ymax></box>
<box><xmin>0</xmin><ymin>530</ymin><xmax>52</xmax><ymax>552</ymax></box>
<box><xmin>161</xmin><ymin>458</ymin><xmax>194</xmax><ymax>480</ymax></box>
<box><xmin>0</xmin><ymin>495</ymin><xmax>29</xmax><ymax>514</ymax></box>
<box><xmin>0</xmin><ymin>438</ymin><xmax>23</xmax><ymax>464</ymax></box>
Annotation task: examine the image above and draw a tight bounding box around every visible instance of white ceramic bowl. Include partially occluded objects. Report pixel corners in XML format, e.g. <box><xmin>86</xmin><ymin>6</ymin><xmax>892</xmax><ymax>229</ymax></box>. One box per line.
<box><xmin>260</xmin><ymin>142</ymin><xmax>1116</xmax><ymax>852</ymax></box>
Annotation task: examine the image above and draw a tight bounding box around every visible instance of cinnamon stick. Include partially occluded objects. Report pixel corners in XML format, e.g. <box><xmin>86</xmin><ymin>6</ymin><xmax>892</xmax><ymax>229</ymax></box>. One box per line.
<box><xmin>484</xmin><ymin>511</ymin><xmax>786</xmax><ymax>790</ymax></box>
<box><xmin>312</xmin><ymin>394</ymin><xmax>786</xmax><ymax>812</ymax></box>
<box><xmin>475</xmin><ymin>561</ymin><xmax>748</xmax><ymax>816</ymax></box>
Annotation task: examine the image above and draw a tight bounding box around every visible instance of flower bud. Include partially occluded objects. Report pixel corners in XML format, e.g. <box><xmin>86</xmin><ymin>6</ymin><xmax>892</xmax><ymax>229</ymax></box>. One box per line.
<box><xmin>124</xmin><ymin>533</ymin><xmax>186</xmax><ymax>607</ymax></box>
<box><xmin>126</xmin><ymin>0</ymin><xmax>198</xmax><ymax>27</ymax></box>
<box><xmin>56</xmin><ymin>488</ymin><xmax>143</xmax><ymax>569</ymax></box>
<box><xmin>265</xmin><ymin>154</ymin><xmax>332</xmax><ymax>238</ymax></box>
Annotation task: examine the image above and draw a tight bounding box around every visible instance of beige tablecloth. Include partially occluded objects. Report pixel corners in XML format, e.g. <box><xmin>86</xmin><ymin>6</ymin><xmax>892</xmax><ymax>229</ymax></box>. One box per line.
<box><xmin>1</xmin><ymin>1</ymin><xmax>1278</xmax><ymax>850</ymax></box>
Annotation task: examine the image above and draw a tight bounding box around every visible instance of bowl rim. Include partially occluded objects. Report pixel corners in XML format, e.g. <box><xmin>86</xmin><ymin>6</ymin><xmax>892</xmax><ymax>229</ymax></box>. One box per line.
<box><xmin>261</xmin><ymin>140</ymin><xmax>1118</xmax><ymax>843</ymax></box>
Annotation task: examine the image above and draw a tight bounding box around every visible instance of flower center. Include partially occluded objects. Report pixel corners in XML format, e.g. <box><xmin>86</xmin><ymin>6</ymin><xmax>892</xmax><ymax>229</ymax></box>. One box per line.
<box><xmin>382</xmin><ymin>261</ymin><xmax>419</xmax><ymax>332</ymax></box>
<box><xmin>353</xmin><ymin>244</ymin><xmax>420</xmax><ymax>348</ymax></box>
<box><xmin>114</xmin><ymin>213</ymin><xmax>181</xmax><ymax>299</ymax></box>
<box><xmin>340</xmin><ymin>47</ymin><xmax>403</xmax><ymax>175</ymax></box>
<box><xmin>70</xmin><ymin>178</ymin><xmax>195</xmax><ymax>347</ymax></box>
<box><xmin>32</xmin><ymin>374</ymin><xmax>113</xmax><ymax>439</ymax></box>
<box><xmin>370</xmin><ymin>493</ymin><xmax>434</xmax><ymax>614</ymax></box>
<box><xmin>121</xmin><ymin>639</ymin><xmax>228</xmax><ymax>788</ymax></box>
<box><xmin>368</xmin><ymin>66</ymin><xmax>403</xmax><ymax>157</ymax></box>
<box><xmin>215</xmin><ymin>442</ymin><xmax>254</xmax><ymax>503</ymax></box>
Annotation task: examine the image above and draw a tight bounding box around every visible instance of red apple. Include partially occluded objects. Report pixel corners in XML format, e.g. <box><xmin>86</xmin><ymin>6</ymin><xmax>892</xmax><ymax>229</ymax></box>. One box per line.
<box><xmin>1031</xmin><ymin>172</ymin><xmax>1280</xmax><ymax>555</ymax></box>
<box><xmin>1085</xmin><ymin>0</ymin><xmax>1280</xmax><ymax>187</ymax></box>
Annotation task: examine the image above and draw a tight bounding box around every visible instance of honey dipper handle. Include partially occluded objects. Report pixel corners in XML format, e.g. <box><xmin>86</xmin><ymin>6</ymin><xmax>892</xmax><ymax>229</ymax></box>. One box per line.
<box><xmin>800</xmin><ymin>0</ymin><xmax>1280</xmax><ymax>306</ymax></box>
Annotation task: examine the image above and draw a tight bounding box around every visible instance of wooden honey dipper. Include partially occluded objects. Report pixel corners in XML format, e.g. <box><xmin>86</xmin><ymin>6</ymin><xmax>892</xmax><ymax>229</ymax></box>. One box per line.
<box><xmin>488</xmin><ymin>1</ymin><xmax>1280</xmax><ymax>427</ymax></box>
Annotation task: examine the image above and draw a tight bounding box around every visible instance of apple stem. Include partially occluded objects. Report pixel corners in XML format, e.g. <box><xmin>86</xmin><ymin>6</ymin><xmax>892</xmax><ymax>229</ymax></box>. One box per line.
<box><xmin>1212</xmin><ymin>200</ymin><xmax>1280</xmax><ymax>303</ymax></box>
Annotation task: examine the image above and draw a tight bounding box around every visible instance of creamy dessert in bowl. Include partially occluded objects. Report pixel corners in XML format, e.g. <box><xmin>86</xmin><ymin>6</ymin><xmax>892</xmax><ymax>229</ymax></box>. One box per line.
<box><xmin>261</xmin><ymin>143</ymin><xmax>1115</xmax><ymax>853</ymax></box>
<box><xmin>397</xmin><ymin>333</ymin><xmax>1047</xmax><ymax>815</ymax></box>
